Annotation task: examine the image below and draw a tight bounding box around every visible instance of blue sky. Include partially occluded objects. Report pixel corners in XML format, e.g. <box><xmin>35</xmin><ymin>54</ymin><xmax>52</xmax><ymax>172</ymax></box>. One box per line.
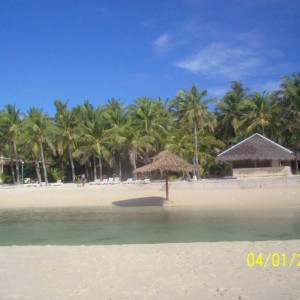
<box><xmin>1</xmin><ymin>0</ymin><xmax>299</xmax><ymax>115</ymax></box>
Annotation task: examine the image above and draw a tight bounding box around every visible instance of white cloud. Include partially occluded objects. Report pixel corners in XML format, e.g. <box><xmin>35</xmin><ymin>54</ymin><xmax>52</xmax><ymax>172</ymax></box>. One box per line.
<box><xmin>153</xmin><ymin>33</ymin><xmax>170</xmax><ymax>46</ymax></box>
<box><xmin>208</xmin><ymin>86</ymin><xmax>228</xmax><ymax>97</ymax></box>
<box><xmin>153</xmin><ymin>33</ymin><xmax>172</xmax><ymax>53</ymax></box>
<box><xmin>174</xmin><ymin>42</ymin><xmax>264</xmax><ymax>79</ymax></box>
<box><xmin>252</xmin><ymin>80</ymin><xmax>281</xmax><ymax>93</ymax></box>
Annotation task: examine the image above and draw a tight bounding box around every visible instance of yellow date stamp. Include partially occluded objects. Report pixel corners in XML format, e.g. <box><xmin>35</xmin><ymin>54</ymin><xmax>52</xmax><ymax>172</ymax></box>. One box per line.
<box><xmin>246</xmin><ymin>253</ymin><xmax>300</xmax><ymax>267</ymax></box>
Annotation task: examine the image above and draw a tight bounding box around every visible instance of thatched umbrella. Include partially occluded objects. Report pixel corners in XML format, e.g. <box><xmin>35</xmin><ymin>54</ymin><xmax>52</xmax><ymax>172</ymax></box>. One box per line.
<box><xmin>135</xmin><ymin>151</ymin><xmax>200</xmax><ymax>200</ymax></box>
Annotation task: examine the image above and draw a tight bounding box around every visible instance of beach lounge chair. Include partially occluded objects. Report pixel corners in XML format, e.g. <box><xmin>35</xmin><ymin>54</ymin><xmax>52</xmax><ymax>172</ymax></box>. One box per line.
<box><xmin>24</xmin><ymin>178</ymin><xmax>31</xmax><ymax>184</ymax></box>
<box><xmin>89</xmin><ymin>179</ymin><xmax>101</xmax><ymax>185</ymax></box>
<box><xmin>142</xmin><ymin>178</ymin><xmax>150</xmax><ymax>184</ymax></box>
<box><xmin>24</xmin><ymin>182</ymin><xmax>39</xmax><ymax>187</ymax></box>
<box><xmin>133</xmin><ymin>179</ymin><xmax>143</xmax><ymax>184</ymax></box>
<box><xmin>108</xmin><ymin>177</ymin><xmax>115</xmax><ymax>184</ymax></box>
<box><xmin>51</xmin><ymin>180</ymin><xmax>64</xmax><ymax>186</ymax></box>
<box><xmin>133</xmin><ymin>178</ymin><xmax>150</xmax><ymax>184</ymax></box>
<box><xmin>122</xmin><ymin>178</ymin><xmax>134</xmax><ymax>184</ymax></box>
<box><xmin>99</xmin><ymin>178</ymin><xmax>109</xmax><ymax>185</ymax></box>
<box><xmin>113</xmin><ymin>177</ymin><xmax>120</xmax><ymax>184</ymax></box>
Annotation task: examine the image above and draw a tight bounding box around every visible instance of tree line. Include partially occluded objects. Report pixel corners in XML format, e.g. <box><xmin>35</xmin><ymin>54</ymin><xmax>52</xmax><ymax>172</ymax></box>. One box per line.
<box><xmin>0</xmin><ymin>72</ymin><xmax>299</xmax><ymax>184</ymax></box>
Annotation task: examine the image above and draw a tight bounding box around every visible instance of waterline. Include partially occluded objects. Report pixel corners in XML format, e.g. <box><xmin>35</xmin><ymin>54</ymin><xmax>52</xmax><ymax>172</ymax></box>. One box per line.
<box><xmin>0</xmin><ymin>206</ymin><xmax>299</xmax><ymax>246</ymax></box>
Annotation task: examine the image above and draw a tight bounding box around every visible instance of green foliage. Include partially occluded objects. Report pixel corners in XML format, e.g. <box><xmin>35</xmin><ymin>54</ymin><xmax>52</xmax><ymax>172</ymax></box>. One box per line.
<box><xmin>168</xmin><ymin>175</ymin><xmax>183</xmax><ymax>181</ymax></box>
<box><xmin>0</xmin><ymin>72</ymin><xmax>299</xmax><ymax>182</ymax></box>
<box><xmin>0</xmin><ymin>173</ymin><xmax>12</xmax><ymax>184</ymax></box>
<box><xmin>215</xmin><ymin>81</ymin><xmax>250</xmax><ymax>146</ymax></box>
<box><xmin>49</xmin><ymin>168</ymin><xmax>65</xmax><ymax>181</ymax></box>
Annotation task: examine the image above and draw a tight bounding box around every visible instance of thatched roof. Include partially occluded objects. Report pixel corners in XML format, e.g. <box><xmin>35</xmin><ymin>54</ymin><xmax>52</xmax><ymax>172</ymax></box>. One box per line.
<box><xmin>135</xmin><ymin>151</ymin><xmax>199</xmax><ymax>173</ymax></box>
<box><xmin>217</xmin><ymin>133</ymin><xmax>295</xmax><ymax>162</ymax></box>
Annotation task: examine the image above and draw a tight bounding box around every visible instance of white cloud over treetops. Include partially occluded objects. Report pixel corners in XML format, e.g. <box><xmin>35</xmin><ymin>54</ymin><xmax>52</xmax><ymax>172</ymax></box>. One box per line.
<box><xmin>174</xmin><ymin>42</ymin><xmax>264</xmax><ymax>79</ymax></box>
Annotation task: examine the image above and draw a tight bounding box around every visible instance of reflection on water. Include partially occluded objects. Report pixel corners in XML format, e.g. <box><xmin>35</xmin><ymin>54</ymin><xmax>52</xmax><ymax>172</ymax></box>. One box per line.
<box><xmin>0</xmin><ymin>206</ymin><xmax>299</xmax><ymax>245</ymax></box>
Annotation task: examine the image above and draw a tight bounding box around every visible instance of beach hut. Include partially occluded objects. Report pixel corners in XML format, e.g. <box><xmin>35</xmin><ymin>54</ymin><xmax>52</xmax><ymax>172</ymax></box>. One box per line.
<box><xmin>216</xmin><ymin>133</ymin><xmax>295</xmax><ymax>177</ymax></box>
<box><xmin>0</xmin><ymin>156</ymin><xmax>53</xmax><ymax>183</ymax></box>
<box><xmin>135</xmin><ymin>150</ymin><xmax>199</xmax><ymax>200</ymax></box>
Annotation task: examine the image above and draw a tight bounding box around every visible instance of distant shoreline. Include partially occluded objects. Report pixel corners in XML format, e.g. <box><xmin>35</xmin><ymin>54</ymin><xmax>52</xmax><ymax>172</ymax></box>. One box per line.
<box><xmin>0</xmin><ymin>177</ymin><xmax>299</xmax><ymax>209</ymax></box>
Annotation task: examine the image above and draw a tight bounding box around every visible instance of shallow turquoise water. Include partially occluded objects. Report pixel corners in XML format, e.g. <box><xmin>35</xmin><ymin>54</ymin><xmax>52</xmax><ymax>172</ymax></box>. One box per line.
<box><xmin>0</xmin><ymin>206</ymin><xmax>299</xmax><ymax>245</ymax></box>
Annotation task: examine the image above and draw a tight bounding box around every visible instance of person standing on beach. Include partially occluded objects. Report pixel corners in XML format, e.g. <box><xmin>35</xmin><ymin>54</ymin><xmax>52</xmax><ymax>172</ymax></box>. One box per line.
<box><xmin>80</xmin><ymin>174</ymin><xmax>86</xmax><ymax>186</ymax></box>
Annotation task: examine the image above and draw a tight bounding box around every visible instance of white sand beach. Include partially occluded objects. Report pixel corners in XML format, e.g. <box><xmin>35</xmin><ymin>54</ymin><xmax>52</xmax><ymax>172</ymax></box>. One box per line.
<box><xmin>0</xmin><ymin>177</ymin><xmax>300</xmax><ymax>209</ymax></box>
<box><xmin>0</xmin><ymin>177</ymin><xmax>300</xmax><ymax>299</ymax></box>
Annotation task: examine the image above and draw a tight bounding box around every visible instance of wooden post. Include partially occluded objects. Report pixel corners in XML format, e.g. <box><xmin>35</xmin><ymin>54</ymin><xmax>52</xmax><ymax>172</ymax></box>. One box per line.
<box><xmin>165</xmin><ymin>171</ymin><xmax>169</xmax><ymax>200</ymax></box>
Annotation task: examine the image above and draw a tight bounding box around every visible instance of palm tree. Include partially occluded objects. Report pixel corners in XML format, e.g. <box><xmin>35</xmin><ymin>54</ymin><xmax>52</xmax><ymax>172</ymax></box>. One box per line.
<box><xmin>128</xmin><ymin>97</ymin><xmax>171</xmax><ymax>159</ymax></box>
<box><xmin>280</xmin><ymin>72</ymin><xmax>300</xmax><ymax>111</ymax></box>
<box><xmin>165</xmin><ymin>128</ymin><xmax>194</xmax><ymax>180</ymax></box>
<box><xmin>197</xmin><ymin>134</ymin><xmax>225</xmax><ymax>175</ymax></box>
<box><xmin>54</xmin><ymin>100</ymin><xmax>78</xmax><ymax>182</ymax></box>
<box><xmin>169</xmin><ymin>84</ymin><xmax>215</xmax><ymax>178</ymax></box>
<box><xmin>0</xmin><ymin>109</ymin><xmax>6</xmax><ymax>157</ymax></box>
<box><xmin>0</xmin><ymin>110</ymin><xmax>7</xmax><ymax>181</ymax></box>
<box><xmin>165</xmin><ymin>128</ymin><xmax>194</xmax><ymax>161</ymax></box>
<box><xmin>279</xmin><ymin>72</ymin><xmax>300</xmax><ymax>171</ymax></box>
<box><xmin>215</xmin><ymin>81</ymin><xmax>250</xmax><ymax>145</ymax></box>
<box><xmin>74</xmin><ymin>102</ymin><xmax>111</xmax><ymax>180</ymax></box>
<box><xmin>241</xmin><ymin>91</ymin><xmax>276</xmax><ymax>136</ymax></box>
<box><xmin>0</xmin><ymin>104</ymin><xmax>22</xmax><ymax>184</ymax></box>
<box><xmin>127</xmin><ymin>129</ymin><xmax>153</xmax><ymax>180</ymax></box>
<box><xmin>23</xmin><ymin>108</ymin><xmax>56</xmax><ymax>185</ymax></box>
<box><xmin>21</xmin><ymin>136</ymin><xmax>42</xmax><ymax>184</ymax></box>
<box><xmin>103</xmin><ymin>99</ymin><xmax>127</xmax><ymax>178</ymax></box>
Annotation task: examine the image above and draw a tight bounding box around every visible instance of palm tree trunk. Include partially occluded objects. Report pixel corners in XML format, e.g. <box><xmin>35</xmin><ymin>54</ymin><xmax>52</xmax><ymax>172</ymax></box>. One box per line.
<box><xmin>13</xmin><ymin>141</ymin><xmax>20</xmax><ymax>184</ymax></box>
<box><xmin>10</xmin><ymin>157</ymin><xmax>16</xmax><ymax>184</ymax></box>
<box><xmin>132</xmin><ymin>154</ymin><xmax>137</xmax><ymax>180</ymax></box>
<box><xmin>34</xmin><ymin>158</ymin><xmax>42</xmax><ymax>184</ymax></box>
<box><xmin>85</xmin><ymin>163</ymin><xmax>89</xmax><ymax>180</ymax></box>
<box><xmin>118</xmin><ymin>154</ymin><xmax>122</xmax><ymax>179</ymax></box>
<box><xmin>295</xmin><ymin>139</ymin><xmax>299</xmax><ymax>173</ymax></box>
<box><xmin>39</xmin><ymin>140</ymin><xmax>48</xmax><ymax>185</ymax></box>
<box><xmin>68</xmin><ymin>143</ymin><xmax>76</xmax><ymax>182</ymax></box>
<box><xmin>193</xmin><ymin>122</ymin><xmax>199</xmax><ymax>179</ymax></box>
<box><xmin>165</xmin><ymin>171</ymin><xmax>169</xmax><ymax>200</ymax></box>
<box><xmin>98</xmin><ymin>154</ymin><xmax>103</xmax><ymax>180</ymax></box>
<box><xmin>0</xmin><ymin>152</ymin><xmax>3</xmax><ymax>176</ymax></box>
<box><xmin>93</xmin><ymin>154</ymin><xmax>97</xmax><ymax>180</ymax></box>
<box><xmin>185</xmin><ymin>171</ymin><xmax>191</xmax><ymax>181</ymax></box>
<box><xmin>145</xmin><ymin>148</ymin><xmax>150</xmax><ymax>163</ymax></box>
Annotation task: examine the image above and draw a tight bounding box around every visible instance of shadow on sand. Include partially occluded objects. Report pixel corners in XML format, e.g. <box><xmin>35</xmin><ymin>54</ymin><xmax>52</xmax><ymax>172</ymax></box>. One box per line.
<box><xmin>112</xmin><ymin>197</ymin><xmax>165</xmax><ymax>207</ymax></box>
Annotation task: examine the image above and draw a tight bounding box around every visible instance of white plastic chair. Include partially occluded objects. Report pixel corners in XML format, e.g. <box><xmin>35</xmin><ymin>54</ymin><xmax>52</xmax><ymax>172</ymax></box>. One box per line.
<box><xmin>113</xmin><ymin>177</ymin><xmax>120</xmax><ymax>184</ymax></box>
<box><xmin>108</xmin><ymin>178</ymin><xmax>115</xmax><ymax>184</ymax></box>
<box><xmin>89</xmin><ymin>179</ymin><xmax>101</xmax><ymax>185</ymax></box>
<box><xmin>51</xmin><ymin>180</ymin><xmax>64</xmax><ymax>186</ymax></box>
<box><xmin>122</xmin><ymin>178</ymin><xmax>133</xmax><ymax>184</ymax></box>
<box><xmin>24</xmin><ymin>183</ymin><xmax>39</xmax><ymax>187</ymax></box>
<box><xmin>100</xmin><ymin>178</ymin><xmax>109</xmax><ymax>185</ymax></box>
